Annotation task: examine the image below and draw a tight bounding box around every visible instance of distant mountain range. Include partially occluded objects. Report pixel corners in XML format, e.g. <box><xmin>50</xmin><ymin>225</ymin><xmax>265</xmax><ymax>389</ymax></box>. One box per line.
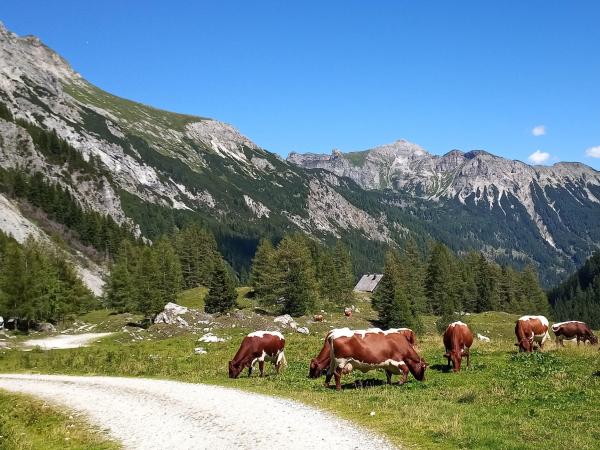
<box><xmin>1</xmin><ymin>22</ymin><xmax>599</xmax><ymax>287</ymax></box>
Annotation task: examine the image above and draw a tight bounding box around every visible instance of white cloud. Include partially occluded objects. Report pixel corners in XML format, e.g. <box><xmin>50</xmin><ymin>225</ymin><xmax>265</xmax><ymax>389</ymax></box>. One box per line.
<box><xmin>585</xmin><ymin>146</ymin><xmax>600</xmax><ymax>158</ymax></box>
<box><xmin>531</xmin><ymin>125</ymin><xmax>546</xmax><ymax>136</ymax></box>
<box><xmin>528</xmin><ymin>150</ymin><xmax>551</xmax><ymax>164</ymax></box>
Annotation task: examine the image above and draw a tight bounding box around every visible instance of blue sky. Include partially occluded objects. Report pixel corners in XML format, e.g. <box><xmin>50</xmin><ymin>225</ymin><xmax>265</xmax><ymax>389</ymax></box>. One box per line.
<box><xmin>3</xmin><ymin>1</ymin><xmax>600</xmax><ymax>168</ymax></box>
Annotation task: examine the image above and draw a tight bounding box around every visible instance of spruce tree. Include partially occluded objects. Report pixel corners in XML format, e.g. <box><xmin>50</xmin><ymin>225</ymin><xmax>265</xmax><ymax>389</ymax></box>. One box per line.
<box><xmin>105</xmin><ymin>242</ymin><xmax>138</xmax><ymax>313</ymax></box>
<box><xmin>153</xmin><ymin>238</ymin><xmax>183</xmax><ymax>305</ymax></box>
<box><xmin>276</xmin><ymin>235</ymin><xmax>318</xmax><ymax>316</ymax></box>
<box><xmin>205</xmin><ymin>261</ymin><xmax>237</xmax><ymax>314</ymax></box>
<box><xmin>249</xmin><ymin>238</ymin><xmax>279</xmax><ymax>307</ymax></box>
<box><xmin>374</xmin><ymin>250</ymin><xmax>418</xmax><ymax>329</ymax></box>
<box><xmin>401</xmin><ymin>239</ymin><xmax>427</xmax><ymax>322</ymax></box>
<box><xmin>333</xmin><ymin>240</ymin><xmax>355</xmax><ymax>303</ymax></box>
<box><xmin>318</xmin><ymin>250</ymin><xmax>338</xmax><ymax>302</ymax></box>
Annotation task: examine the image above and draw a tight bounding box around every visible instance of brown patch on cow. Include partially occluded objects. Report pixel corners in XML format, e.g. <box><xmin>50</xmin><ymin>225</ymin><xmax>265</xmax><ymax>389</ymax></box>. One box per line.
<box><xmin>313</xmin><ymin>314</ymin><xmax>324</xmax><ymax>322</ymax></box>
<box><xmin>443</xmin><ymin>322</ymin><xmax>473</xmax><ymax>372</ymax></box>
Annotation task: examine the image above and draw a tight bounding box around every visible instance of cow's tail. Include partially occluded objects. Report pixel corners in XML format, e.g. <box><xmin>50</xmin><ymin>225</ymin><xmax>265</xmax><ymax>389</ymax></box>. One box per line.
<box><xmin>277</xmin><ymin>350</ymin><xmax>288</xmax><ymax>369</ymax></box>
<box><xmin>327</xmin><ymin>333</ymin><xmax>337</xmax><ymax>375</ymax></box>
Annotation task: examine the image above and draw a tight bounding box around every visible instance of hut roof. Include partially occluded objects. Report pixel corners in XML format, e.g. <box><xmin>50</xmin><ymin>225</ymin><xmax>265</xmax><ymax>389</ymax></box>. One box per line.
<box><xmin>353</xmin><ymin>274</ymin><xmax>384</xmax><ymax>293</ymax></box>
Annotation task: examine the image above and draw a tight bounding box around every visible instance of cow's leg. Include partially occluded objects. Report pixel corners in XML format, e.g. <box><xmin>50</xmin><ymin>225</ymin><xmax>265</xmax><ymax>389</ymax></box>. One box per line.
<box><xmin>385</xmin><ymin>370</ymin><xmax>392</xmax><ymax>385</ymax></box>
<box><xmin>446</xmin><ymin>356</ymin><xmax>451</xmax><ymax>370</ymax></box>
<box><xmin>398</xmin><ymin>364</ymin><xmax>409</xmax><ymax>385</ymax></box>
<box><xmin>334</xmin><ymin>367</ymin><xmax>342</xmax><ymax>391</ymax></box>
<box><xmin>465</xmin><ymin>348</ymin><xmax>470</xmax><ymax>368</ymax></box>
<box><xmin>258</xmin><ymin>360</ymin><xmax>265</xmax><ymax>377</ymax></box>
<box><xmin>577</xmin><ymin>336</ymin><xmax>581</xmax><ymax>346</ymax></box>
<box><xmin>248</xmin><ymin>365</ymin><xmax>253</xmax><ymax>377</ymax></box>
<box><xmin>324</xmin><ymin>369</ymin><xmax>333</xmax><ymax>387</ymax></box>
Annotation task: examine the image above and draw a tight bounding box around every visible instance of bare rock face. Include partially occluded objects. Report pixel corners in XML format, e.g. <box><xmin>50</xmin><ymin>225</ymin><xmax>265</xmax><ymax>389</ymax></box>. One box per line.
<box><xmin>289</xmin><ymin>139</ymin><xmax>600</xmax><ymax>249</ymax></box>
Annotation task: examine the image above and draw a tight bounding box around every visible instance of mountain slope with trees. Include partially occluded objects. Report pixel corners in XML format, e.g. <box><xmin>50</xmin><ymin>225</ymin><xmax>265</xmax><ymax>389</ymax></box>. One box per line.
<box><xmin>548</xmin><ymin>250</ymin><xmax>600</xmax><ymax>328</ymax></box>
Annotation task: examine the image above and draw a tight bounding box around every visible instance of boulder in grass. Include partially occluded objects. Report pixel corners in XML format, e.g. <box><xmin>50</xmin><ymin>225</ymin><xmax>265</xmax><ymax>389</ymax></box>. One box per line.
<box><xmin>37</xmin><ymin>322</ymin><xmax>56</xmax><ymax>333</ymax></box>
<box><xmin>477</xmin><ymin>333</ymin><xmax>491</xmax><ymax>342</ymax></box>
<box><xmin>194</xmin><ymin>347</ymin><xmax>207</xmax><ymax>355</ymax></box>
<box><xmin>198</xmin><ymin>333</ymin><xmax>225</xmax><ymax>343</ymax></box>
<box><xmin>296</xmin><ymin>326</ymin><xmax>310</xmax><ymax>335</ymax></box>
<box><xmin>154</xmin><ymin>302</ymin><xmax>189</xmax><ymax>325</ymax></box>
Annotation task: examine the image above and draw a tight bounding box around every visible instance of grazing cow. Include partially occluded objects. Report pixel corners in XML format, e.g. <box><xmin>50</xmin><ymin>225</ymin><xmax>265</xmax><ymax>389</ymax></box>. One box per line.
<box><xmin>443</xmin><ymin>321</ymin><xmax>474</xmax><ymax>372</ymax></box>
<box><xmin>308</xmin><ymin>327</ymin><xmax>418</xmax><ymax>381</ymax></box>
<box><xmin>327</xmin><ymin>328</ymin><xmax>427</xmax><ymax>390</ymax></box>
<box><xmin>344</xmin><ymin>308</ymin><xmax>353</xmax><ymax>318</ymax></box>
<box><xmin>552</xmin><ymin>321</ymin><xmax>598</xmax><ymax>346</ymax></box>
<box><xmin>515</xmin><ymin>315</ymin><xmax>550</xmax><ymax>352</ymax></box>
<box><xmin>313</xmin><ymin>314</ymin><xmax>324</xmax><ymax>322</ymax></box>
<box><xmin>228</xmin><ymin>331</ymin><xmax>286</xmax><ymax>379</ymax></box>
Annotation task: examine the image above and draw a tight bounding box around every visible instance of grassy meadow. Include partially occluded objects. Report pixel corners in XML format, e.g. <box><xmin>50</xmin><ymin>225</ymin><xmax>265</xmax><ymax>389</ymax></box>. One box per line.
<box><xmin>0</xmin><ymin>290</ymin><xmax>598</xmax><ymax>449</ymax></box>
<box><xmin>0</xmin><ymin>390</ymin><xmax>118</xmax><ymax>450</ymax></box>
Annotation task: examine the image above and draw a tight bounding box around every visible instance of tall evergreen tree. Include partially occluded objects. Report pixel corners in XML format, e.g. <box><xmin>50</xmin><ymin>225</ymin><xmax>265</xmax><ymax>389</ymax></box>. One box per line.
<box><xmin>104</xmin><ymin>241</ymin><xmax>138</xmax><ymax>313</ymax></box>
<box><xmin>276</xmin><ymin>235</ymin><xmax>318</xmax><ymax>316</ymax></box>
<box><xmin>374</xmin><ymin>250</ymin><xmax>417</xmax><ymax>329</ymax></box>
<box><xmin>205</xmin><ymin>260</ymin><xmax>237</xmax><ymax>314</ymax></box>
<box><xmin>249</xmin><ymin>238</ymin><xmax>279</xmax><ymax>306</ymax></box>
<box><xmin>333</xmin><ymin>240</ymin><xmax>355</xmax><ymax>303</ymax></box>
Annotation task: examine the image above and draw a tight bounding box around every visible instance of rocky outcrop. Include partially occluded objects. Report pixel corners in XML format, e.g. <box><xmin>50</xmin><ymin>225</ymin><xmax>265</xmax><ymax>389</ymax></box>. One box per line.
<box><xmin>289</xmin><ymin>140</ymin><xmax>600</xmax><ymax>248</ymax></box>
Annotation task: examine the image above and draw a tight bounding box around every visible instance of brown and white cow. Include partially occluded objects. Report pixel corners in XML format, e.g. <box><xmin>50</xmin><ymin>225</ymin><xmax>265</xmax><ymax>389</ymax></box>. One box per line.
<box><xmin>308</xmin><ymin>327</ymin><xmax>417</xmax><ymax>381</ymax></box>
<box><xmin>326</xmin><ymin>328</ymin><xmax>427</xmax><ymax>390</ymax></box>
<box><xmin>552</xmin><ymin>321</ymin><xmax>598</xmax><ymax>346</ymax></box>
<box><xmin>515</xmin><ymin>315</ymin><xmax>550</xmax><ymax>352</ymax></box>
<box><xmin>443</xmin><ymin>321</ymin><xmax>473</xmax><ymax>372</ymax></box>
<box><xmin>228</xmin><ymin>331</ymin><xmax>286</xmax><ymax>378</ymax></box>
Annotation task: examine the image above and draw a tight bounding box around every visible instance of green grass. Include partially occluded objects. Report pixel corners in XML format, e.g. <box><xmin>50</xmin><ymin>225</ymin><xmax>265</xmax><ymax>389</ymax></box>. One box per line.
<box><xmin>176</xmin><ymin>287</ymin><xmax>208</xmax><ymax>309</ymax></box>
<box><xmin>0</xmin><ymin>390</ymin><xmax>119</xmax><ymax>450</ymax></box>
<box><xmin>0</xmin><ymin>305</ymin><xmax>598</xmax><ymax>449</ymax></box>
<box><xmin>176</xmin><ymin>286</ymin><xmax>254</xmax><ymax>310</ymax></box>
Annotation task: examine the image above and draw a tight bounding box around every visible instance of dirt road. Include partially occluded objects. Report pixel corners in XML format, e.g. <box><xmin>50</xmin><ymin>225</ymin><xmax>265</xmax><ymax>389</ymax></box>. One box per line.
<box><xmin>22</xmin><ymin>332</ymin><xmax>114</xmax><ymax>350</ymax></box>
<box><xmin>0</xmin><ymin>374</ymin><xmax>395</xmax><ymax>450</ymax></box>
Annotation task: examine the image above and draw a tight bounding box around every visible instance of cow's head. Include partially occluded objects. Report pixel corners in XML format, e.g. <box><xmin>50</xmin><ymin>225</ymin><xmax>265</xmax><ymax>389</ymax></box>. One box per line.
<box><xmin>308</xmin><ymin>358</ymin><xmax>327</xmax><ymax>378</ymax></box>
<box><xmin>409</xmin><ymin>358</ymin><xmax>428</xmax><ymax>381</ymax></box>
<box><xmin>228</xmin><ymin>360</ymin><xmax>243</xmax><ymax>379</ymax></box>
<box><xmin>444</xmin><ymin>350</ymin><xmax>463</xmax><ymax>372</ymax></box>
<box><xmin>516</xmin><ymin>336</ymin><xmax>533</xmax><ymax>352</ymax></box>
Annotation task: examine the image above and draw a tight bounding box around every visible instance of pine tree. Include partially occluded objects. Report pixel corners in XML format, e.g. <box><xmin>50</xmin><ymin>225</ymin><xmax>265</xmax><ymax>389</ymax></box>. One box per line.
<box><xmin>276</xmin><ymin>235</ymin><xmax>318</xmax><ymax>316</ymax></box>
<box><xmin>402</xmin><ymin>238</ymin><xmax>427</xmax><ymax>318</ymax></box>
<box><xmin>249</xmin><ymin>238</ymin><xmax>279</xmax><ymax>306</ymax></box>
<box><xmin>333</xmin><ymin>240</ymin><xmax>355</xmax><ymax>303</ymax></box>
<box><xmin>205</xmin><ymin>261</ymin><xmax>237</xmax><ymax>314</ymax></box>
<box><xmin>104</xmin><ymin>242</ymin><xmax>138</xmax><ymax>313</ymax></box>
<box><xmin>318</xmin><ymin>250</ymin><xmax>338</xmax><ymax>302</ymax></box>
<box><xmin>521</xmin><ymin>265</ymin><xmax>549</xmax><ymax>315</ymax></box>
<box><xmin>374</xmin><ymin>250</ymin><xmax>418</xmax><ymax>329</ymax></box>
<box><xmin>153</xmin><ymin>238</ymin><xmax>183</xmax><ymax>305</ymax></box>
<box><xmin>173</xmin><ymin>225</ymin><xmax>220</xmax><ymax>288</ymax></box>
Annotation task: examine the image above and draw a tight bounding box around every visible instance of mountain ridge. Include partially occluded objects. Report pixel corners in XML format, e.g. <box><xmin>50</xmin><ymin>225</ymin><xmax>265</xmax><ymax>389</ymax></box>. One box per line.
<box><xmin>1</xmin><ymin>22</ymin><xmax>600</xmax><ymax>286</ymax></box>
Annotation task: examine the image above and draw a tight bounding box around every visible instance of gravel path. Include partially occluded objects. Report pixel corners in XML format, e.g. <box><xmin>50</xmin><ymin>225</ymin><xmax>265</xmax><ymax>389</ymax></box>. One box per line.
<box><xmin>0</xmin><ymin>374</ymin><xmax>396</xmax><ymax>450</ymax></box>
<box><xmin>22</xmin><ymin>333</ymin><xmax>114</xmax><ymax>350</ymax></box>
